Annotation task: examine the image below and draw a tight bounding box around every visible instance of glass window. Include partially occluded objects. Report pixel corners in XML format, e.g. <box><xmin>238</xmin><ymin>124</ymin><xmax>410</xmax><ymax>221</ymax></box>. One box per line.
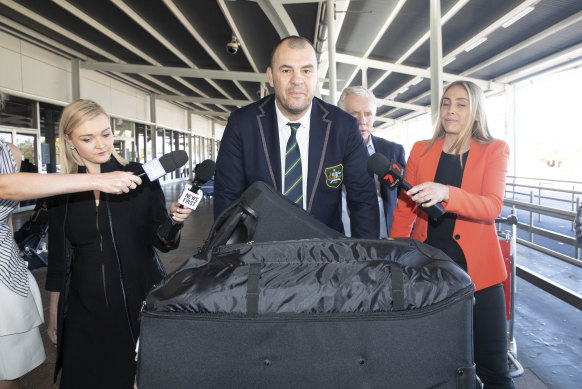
<box><xmin>136</xmin><ymin>123</ymin><xmax>146</xmax><ymax>163</ymax></box>
<box><xmin>156</xmin><ymin>128</ymin><xmax>164</xmax><ymax>159</ymax></box>
<box><xmin>0</xmin><ymin>95</ymin><xmax>36</xmax><ymax>128</ymax></box>
<box><xmin>112</xmin><ymin>118</ymin><xmax>135</xmax><ymax>161</ymax></box>
<box><xmin>0</xmin><ymin>132</ymin><xmax>12</xmax><ymax>142</ymax></box>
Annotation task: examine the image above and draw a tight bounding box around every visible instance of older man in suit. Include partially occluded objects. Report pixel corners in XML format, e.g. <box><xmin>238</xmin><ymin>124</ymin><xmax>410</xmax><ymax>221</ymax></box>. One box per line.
<box><xmin>214</xmin><ymin>36</ymin><xmax>379</xmax><ymax>238</ymax></box>
<box><xmin>339</xmin><ymin>86</ymin><xmax>406</xmax><ymax>238</ymax></box>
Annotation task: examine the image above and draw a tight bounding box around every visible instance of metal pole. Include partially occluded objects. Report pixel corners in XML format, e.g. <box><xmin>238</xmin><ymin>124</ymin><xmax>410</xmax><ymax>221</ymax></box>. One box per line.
<box><xmin>327</xmin><ymin>0</ymin><xmax>337</xmax><ymax>105</ymax></box>
<box><xmin>150</xmin><ymin>94</ymin><xmax>157</xmax><ymax>159</ymax></box>
<box><xmin>429</xmin><ymin>0</ymin><xmax>443</xmax><ymax>125</ymax></box>
<box><xmin>529</xmin><ymin>191</ymin><xmax>534</xmax><ymax>242</ymax></box>
<box><xmin>538</xmin><ymin>182</ymin><xmax>542</xmax><ymax>223</ymax></box>
<box><xmin>71</xmin><ymin>58</ymin><xmax>80</xmax><ymax>101</ymax></box>
<box><xmin>362</xmin><ymin>67</ymin><xmax>368</xmax><ymax>89</ymax></box>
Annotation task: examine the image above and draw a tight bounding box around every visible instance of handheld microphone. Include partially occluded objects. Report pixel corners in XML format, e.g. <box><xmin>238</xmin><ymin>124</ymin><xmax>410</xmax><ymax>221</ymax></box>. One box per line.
<box><xmin>136</xmin><ymin>150</ymin><xmax>189</xmax><ymax>182</ymax></box>
<box><xmin>157</xmin><ymin>159</ymin><xmax>216</xmax><ymax>243</ymax></box>
<box><xmin>367</xmin><ymin>153</ymin><xmax>445</xmax><ymax>220</ymax></box>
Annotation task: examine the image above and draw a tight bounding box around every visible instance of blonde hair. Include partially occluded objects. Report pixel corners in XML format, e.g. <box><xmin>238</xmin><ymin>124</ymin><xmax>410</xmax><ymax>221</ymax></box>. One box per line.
<box><xmin>428</xmin><ymin>81</ymin><xmax>494</xmax><ymax>158</ymax></box>
<box><xmin>59</xmin><ymin>99</ymin><xmax>128</xmax><ymax>174</ymax></box>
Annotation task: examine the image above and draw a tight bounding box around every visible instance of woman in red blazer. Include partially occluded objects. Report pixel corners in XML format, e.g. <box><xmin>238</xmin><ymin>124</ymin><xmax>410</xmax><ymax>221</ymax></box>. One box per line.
<box><xmin>390</xmin><ymin>81</ymin><xmax>513</xmax><ymax>388</ymax></box>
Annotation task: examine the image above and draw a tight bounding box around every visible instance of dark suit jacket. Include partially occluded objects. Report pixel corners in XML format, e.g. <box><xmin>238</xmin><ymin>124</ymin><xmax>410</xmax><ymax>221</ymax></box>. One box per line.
<box><xmin>214</xmin><ymin>95</ymin><xmax>380</xmax><ymax>238</ymax></box>
<box><xmin>371</xmin><ymin>135</ymin><xmax>406</xmax><ymax>233</ymax></box>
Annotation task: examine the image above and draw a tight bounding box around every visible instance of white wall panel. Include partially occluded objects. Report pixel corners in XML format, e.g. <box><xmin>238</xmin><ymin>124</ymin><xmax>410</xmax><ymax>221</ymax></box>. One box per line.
<box><xmin>157</xmin><ymin>100</ymin><xmax>186</xmax><ymax>130</ymax></box>
<box><xmin>21</xmin><ymin>55</ymin><xmax>70</xmax><ymax>102</ymax></box>
<box><xmin>0</xmin><ymin>46</ymin><xmax>23</xmax><ymax>91</ymax></box>
<box><xmin>1</xmin><ymin>33</ymin><xmax>217</xmax><ymax>142</ymax></box>
<box><xmin>81</xmin><ymin>76</ymin><xmax>113</xmax><ymax>112</ymax></box>
<box><xmin>0</xmin><ymin>30</ymin><xmax>20</xmax><ymax>52</ymax></box>
<box><xmin>190</xmin><ymin>114</ymin><xmax>212</xmax><ymax>137</ymax></box>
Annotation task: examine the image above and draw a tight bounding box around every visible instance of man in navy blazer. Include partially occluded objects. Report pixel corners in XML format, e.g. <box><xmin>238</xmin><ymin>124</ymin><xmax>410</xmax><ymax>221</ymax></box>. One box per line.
<box><xmin>339</xmin><ymin>86</ymin><xmax>406</xmax><ymax>237</ymax></box>
<box><xmin>214</xmin><ymin>36</ymin><xmax>379</xmax><ymax>238</ymax></box>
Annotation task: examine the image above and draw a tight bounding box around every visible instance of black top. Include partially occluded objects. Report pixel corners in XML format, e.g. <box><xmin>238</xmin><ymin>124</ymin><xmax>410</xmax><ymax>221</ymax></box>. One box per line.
<box><xmin>46</xmin><ymin>157</ymin><xmax>179</xmax><ymax>383</ymax></box>
<box><xmin>425</xmin><ymin>150</ymin><xmax>469</xmax><ymax>270</ymax></box>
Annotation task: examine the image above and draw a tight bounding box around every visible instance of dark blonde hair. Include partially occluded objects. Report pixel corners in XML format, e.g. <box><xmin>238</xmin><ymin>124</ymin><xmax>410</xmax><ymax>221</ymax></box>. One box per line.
<box><xmin>59</xmin><ymin>99</ymin><xmax>127</xmax><ymax>174</ymax></box>
<box><xmin>428</xmin><ymin>81</ymin><xmax>494</xmax><ymax>157</ymax></box>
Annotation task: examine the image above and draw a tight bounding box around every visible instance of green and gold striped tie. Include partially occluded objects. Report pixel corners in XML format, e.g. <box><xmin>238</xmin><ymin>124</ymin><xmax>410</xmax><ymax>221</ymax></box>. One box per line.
<box><xmin>284</xmin><ymin>122</ymin><xmax>303</xmax><ymax>205</ymax></box>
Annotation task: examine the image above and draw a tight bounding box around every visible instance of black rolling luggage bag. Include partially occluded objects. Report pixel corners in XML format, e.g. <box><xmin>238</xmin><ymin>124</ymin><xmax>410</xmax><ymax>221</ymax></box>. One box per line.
<box><xmin>136</xmin><ymin>236</ymin><xmax>476</xmax><ymax>389</ymax></box>
<box><xmin>205</xmin><ymin>180</ymin><xmax>344</xmax><ymax>248</ymax></box>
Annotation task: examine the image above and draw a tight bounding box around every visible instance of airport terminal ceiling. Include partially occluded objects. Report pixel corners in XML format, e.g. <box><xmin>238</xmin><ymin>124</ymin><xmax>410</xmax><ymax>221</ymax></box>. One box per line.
<box><xmin>1</xmin><ymin>0</ymin><xmax>581</xmax><ymax>127</ymax></box>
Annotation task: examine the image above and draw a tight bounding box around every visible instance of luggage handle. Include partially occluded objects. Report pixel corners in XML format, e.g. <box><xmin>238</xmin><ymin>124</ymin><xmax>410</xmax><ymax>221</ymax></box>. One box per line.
<box><xmin>246</xmin><ymin>263</ymin><xmax>261</xmax><ymax>314</ymax></box>
<box><xmin>390</xmin><ymin>263</ymin><xmax>405</xmax><ymax>311</ymax></box>
<box><xmin>202</xmin><ymin>199</ymin><xmax>259</xmax><ymax>250</ymax></box>
<box><xmin>244</xmin><ymin>262</ymin><xmax>406</xmax><ymax>314</ymax></box>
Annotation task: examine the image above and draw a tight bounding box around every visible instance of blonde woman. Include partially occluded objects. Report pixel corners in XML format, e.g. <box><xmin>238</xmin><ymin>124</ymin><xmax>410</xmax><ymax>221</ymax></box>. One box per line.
<box><xmin>46</xmin><ymin>99</ymin><xmax>190</xmax><ymax>388</ymax></box>
<box><xmin>390</xmin><ymin>81</ymin><xmax>513</xmax><ymax>388</ymax></box>
<box><xmin>0</xmin><ymin>94</ymin><xmax>140</xmax><ymax>389</ymax></box>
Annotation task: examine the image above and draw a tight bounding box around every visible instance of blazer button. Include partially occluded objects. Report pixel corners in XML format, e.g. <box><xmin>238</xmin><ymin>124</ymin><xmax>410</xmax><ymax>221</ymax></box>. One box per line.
<box><xmin>454</xmin><ymin>234</ymin><xmax>461</xmax><ymax>240</ymax></box>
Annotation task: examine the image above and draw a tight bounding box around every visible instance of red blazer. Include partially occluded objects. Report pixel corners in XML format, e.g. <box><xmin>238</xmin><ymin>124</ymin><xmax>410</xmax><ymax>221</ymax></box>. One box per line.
<box><xmin>390</xmin><ymin>137</ymin><xmax>509</xmax><ymax>291</ymax></box>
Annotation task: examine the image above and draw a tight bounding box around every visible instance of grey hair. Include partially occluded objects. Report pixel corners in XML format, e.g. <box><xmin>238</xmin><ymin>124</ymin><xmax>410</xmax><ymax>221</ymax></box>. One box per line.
<box><xmin>337</xmin><ymin>86</ymin><xmax>377</xmax><ymax>110</ymax></box>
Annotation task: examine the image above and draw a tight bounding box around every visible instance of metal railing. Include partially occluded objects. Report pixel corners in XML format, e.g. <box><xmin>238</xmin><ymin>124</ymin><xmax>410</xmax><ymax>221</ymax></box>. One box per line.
<box><xmin>501</xmin><ymin>176</ymin><xmax>582</xmax><ymax>311</ymax></box>
<box><xmin>504</xmin><ymin>176</ymin><xmax>581</xmax><ymax>263</ymax></box>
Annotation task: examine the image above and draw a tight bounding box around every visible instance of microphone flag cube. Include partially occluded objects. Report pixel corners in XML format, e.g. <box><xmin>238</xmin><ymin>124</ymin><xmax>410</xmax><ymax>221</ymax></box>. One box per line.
<box><xmin>178</xmin><ymin>185</ymin><xmax>203</xmax><ymax>210</ymax></box>
<box><xmin>142</xmin><ymin>158</ymin><xmax>166</xmax><ymax>181</ymax></box>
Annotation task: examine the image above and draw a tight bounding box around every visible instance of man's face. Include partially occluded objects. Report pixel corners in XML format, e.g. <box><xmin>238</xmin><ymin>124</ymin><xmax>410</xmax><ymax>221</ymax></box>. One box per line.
<box><xmin>267</xmin><ymin>42</ymin><xmax>318</xmax><ymax>121</ymax></box>
<box><xmin>342</xmin><ymin>94</ymin><xmax>376</xmax><ymax>144</ymax></box>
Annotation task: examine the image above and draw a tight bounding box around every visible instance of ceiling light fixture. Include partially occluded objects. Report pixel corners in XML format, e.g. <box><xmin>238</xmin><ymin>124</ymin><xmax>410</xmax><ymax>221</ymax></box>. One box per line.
<box><xmin>442</xmin><ymin>56</ymin><xmax>456</xmax><ymax>67</ymax></box>
<box><xmin>410</xmin><ymin>77</ymin><xmax>423</xmax><ymax>86</ymax></box>
<box><xmin>502</xmin><ymin>7</ymin><xmax>535</xmax><ymax>29</ymax></box>
<box><xmin>464</xmin><ymin>37</ymin><xmax>488</xmax><ymax>52</ymax></box>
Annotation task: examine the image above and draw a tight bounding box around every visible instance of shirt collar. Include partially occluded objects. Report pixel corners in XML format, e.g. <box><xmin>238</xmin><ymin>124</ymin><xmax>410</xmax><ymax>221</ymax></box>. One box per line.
<box><xmin>275</xmin><ymin>99</ymin><xmax>312</xmax><ymax>130</ymax></box>
<box><xmin>366</xmin><ymin>135</ymin><xmax>375</xmax><ymax>153</ymax></box>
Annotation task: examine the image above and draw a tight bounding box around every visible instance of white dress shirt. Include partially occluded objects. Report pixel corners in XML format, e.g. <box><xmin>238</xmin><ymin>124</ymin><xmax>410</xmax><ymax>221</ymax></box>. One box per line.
<box><xmin>341</xmin><ymin>136</ymin><xmax>387</xmax><ymax>238</ymax></box>
<box><xmin>275</xmin><ymin>101</ymin><xmax>311</xmax><ymax>210</ymax></box>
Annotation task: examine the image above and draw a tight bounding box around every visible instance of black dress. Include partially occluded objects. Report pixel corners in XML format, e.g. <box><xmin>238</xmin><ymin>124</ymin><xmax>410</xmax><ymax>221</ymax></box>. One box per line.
<box><xmin>46</xmin><ymin>158</ymin><xmax>179</xmax><ymax>389</ymax></box>
<box><xmin>60</xmin><ymin>191</ymin><xmax>135</xmax><ymax>388</ymax></box>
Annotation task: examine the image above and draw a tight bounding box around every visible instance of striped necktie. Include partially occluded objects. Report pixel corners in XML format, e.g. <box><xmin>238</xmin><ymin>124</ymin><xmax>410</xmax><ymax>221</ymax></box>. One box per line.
<box><xmin>284</xmin><ymin>122</ymin><xmax>303</xmax><ymax>205</ymax></box>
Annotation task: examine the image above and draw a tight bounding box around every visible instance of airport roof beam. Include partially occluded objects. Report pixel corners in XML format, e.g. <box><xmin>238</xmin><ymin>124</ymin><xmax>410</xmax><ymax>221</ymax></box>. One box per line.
<box><xmin>1</xmin><ymin>0</ymin><xmax>188</xmax><ymax>100</ymax></box>
<box><xmin>256</xmin><ymin>0</ymin><xmax>299</xmax><ymax>38</ymax></box>
<box><xmin>377</xmin><ymin>98</ymin><xmax>429</xmax><ymax>114</ymax></box>
<box><xmin>341</xmin><ymin>0</ymin><xmax>406</xmax><ymax>89</ymax></box>
<box><xmin>369</xmin><ymin>0</ymin><xmax>470</xmax><ymax>92</ymax></box>
<box><xmin>81</xmin><ymin>62</ymin><xmax>268</xmax><ymax>83</ymax></box>
<box><xmin>110</xmin><ymin>0</ymin><xmax>233</xmax><ymax>112</ymax></box>
<box><xmin>335</xmin><ymin>53</ymin><xmax>503</xmax><ymax>92</ymax></box>
<box><xmin>156</xmin><ymin>95</ymin><xmax>251</xmax><ymax>106</ymax></box>
<box><xmin>162</xmin><ymin>0</ymin><xmax>254</xmax><ymax>102</ymax></box>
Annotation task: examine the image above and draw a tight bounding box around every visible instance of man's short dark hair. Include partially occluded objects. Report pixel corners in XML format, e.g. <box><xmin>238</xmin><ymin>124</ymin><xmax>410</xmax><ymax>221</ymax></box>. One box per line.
<box><xmin>269</xmin><ymin>36</ymin><xmax>317</xmax><ymax>69</ymax></box>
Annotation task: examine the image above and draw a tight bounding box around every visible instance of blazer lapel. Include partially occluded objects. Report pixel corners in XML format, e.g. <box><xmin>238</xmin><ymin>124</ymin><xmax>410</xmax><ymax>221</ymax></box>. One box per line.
<box><xmin>306</xmin><ymin>99</ymin><xmax>332</xmax><ymax>212</ymax></box>
<box><xmin>256</xmin><ymin>96</ymin><xmax>281</xmax><ymax>191</ymax></box>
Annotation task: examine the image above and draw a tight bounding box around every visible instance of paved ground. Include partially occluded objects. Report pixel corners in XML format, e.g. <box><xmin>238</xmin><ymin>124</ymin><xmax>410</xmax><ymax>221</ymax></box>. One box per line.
<box><xmin>14</xmin><ymin>181</ymin><xmax>582</xmax><ymax>388</ymax></box>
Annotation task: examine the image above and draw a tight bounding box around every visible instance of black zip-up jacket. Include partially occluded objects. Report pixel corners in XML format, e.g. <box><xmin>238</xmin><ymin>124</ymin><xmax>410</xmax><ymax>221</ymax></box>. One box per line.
<box><xmin>45</xmin><ymin>158</ymin><xmax>180</xmax><ymax>381</ymax></box>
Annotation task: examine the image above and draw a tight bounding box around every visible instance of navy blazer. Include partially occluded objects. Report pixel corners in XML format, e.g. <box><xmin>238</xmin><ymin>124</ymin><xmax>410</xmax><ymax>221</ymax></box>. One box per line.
<box><xmin>214</xmin><ymin>95</ymin><xmax>380</xmax><ymax>238</ymax></box>
<box><xmin>371</xmin><ymin>135</ymin><xmax>406</xmax><ymax>233</ymax></box>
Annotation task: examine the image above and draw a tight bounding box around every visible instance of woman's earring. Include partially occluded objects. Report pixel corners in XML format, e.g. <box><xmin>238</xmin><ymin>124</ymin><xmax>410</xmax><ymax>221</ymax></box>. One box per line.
<box><xmin>69</xmin><ymin>145</ymin><xmax>76</xmax><ymax>150</ymax></box>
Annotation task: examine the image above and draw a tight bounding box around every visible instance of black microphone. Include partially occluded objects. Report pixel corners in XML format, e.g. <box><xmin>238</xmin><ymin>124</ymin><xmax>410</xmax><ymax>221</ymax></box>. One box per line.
<box><xmin>135</xmin><ymin>150</ymin><xmax>189</xmax><ymax>181</ymax></box>
<box><xmin>367</xmin><ymin>153</ymin><xmax>445</xmax><ymax>220</ymax></box>
<box><xmin>156</xmin><ymin>159</ymin><xmax>216</xmax><ymax>243</ymax></box>
<box><xmin>191</xmin><ymin>159</ymin><xmax>216</xmax><ymax>194</ymax></box>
